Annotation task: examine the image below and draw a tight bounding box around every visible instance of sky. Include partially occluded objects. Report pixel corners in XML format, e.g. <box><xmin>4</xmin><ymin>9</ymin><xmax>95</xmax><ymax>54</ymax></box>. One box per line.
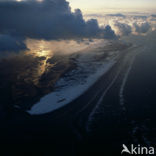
<box><xmin>68</xmin><ymin>0</ymin><xmax>156</xmax><ymax>14</ymax></box>
<box><xmin>0</xmin><ymin>0</ymin><xmax>155</xmax><ymax>55</ymax></box>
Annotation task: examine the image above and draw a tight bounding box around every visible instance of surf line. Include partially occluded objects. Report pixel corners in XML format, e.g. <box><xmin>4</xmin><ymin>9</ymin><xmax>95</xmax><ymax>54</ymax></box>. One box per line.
<box><xmin>86</xmin><ymin>66</ymin><xmax>122</xmax><ymax>132</ymax></box>
<box><xmin>119</xmin><ymin>55</ymin><xmax>136</xmax><ymax>109</ymax></box>
<box><xmin>86</xmin><ymin>46</ymin><xmax>144</xmax><ymax>132</ymax></box>
<box><xmin>119</xmin><ymin>46</ymin><xmax>144</xmax><ymax>110</ymax></box>
<box><xmin>86</xmin><ymin>47</ymin><xmax>139</xmax><ymax>132</ymax></box>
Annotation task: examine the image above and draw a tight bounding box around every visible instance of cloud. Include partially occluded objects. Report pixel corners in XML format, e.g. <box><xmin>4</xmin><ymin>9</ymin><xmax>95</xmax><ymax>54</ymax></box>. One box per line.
<box><xmin>133</xmin><ymin>22</ymin><xmax>151</xmax><ymax>34</ymax></box>
<box><xmin>107</xmin><ymin>13</ymin><xmax>125</xmax><ymax>18</ymax></box>
<box><xmin>151</xmin><ymin>15</ymin><xmax>156</xmax><ymax>18</ymax></box>
<box><xmin>0</xmin><ymin>34</ymin><xmax>27</xmax><ymax>52</ymax></box>
<box><xmin>102</xmin><ymin>25</ymin><xmax>117</xmax><ymax>39</ymax></box>
<box><xmin>133</xmin><ymin>15</ymin><xmax>147</xmax><ymax>20</ymax></box>
<box><xmin>85</xmin><ymin>14</ymin><xmax>105</xmax><ymax>18</ymax></box>
<box><xmin>0</xmin><ymin>0</ymin><xmax>116</xmax><ymax>53</ymax></box>
<box><xmin>114</xmin><ymin>22</ymin><xmax>132</xmax><ymax>36</ymax></box>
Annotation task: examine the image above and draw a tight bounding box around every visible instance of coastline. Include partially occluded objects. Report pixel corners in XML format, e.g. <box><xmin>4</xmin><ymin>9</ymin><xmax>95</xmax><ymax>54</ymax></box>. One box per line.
<box><xmin>28</xmin><ymin>41</ymin><xmax>132</xmax><ymax>115</ymax></box>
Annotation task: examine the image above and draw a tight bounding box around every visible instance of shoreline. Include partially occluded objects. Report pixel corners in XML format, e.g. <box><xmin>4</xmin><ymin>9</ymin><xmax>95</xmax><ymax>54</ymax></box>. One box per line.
<box><xmin>28</xmin><ymin>42</ymin><xmax>132</xmax><ymax>115</ymax></box>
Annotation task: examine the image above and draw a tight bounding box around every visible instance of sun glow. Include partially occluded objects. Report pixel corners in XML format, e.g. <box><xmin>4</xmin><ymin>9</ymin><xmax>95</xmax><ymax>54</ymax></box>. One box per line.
<box><xmin>25</xmin><ymin>40</ymin><xmax>53</xmax><ymax>58</ymax></box>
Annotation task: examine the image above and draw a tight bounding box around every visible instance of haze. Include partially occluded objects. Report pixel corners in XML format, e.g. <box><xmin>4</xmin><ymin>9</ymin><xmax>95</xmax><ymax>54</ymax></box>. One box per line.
<box><xmin>68</xmin><ymin>0</ymin><xmax>156</xmax><ymax>13</ymax></box>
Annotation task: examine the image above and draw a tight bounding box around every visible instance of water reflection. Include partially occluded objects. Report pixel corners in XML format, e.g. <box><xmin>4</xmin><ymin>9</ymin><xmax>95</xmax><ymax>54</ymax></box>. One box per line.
<box><xmin>24</xmin><ymin>40</ymin><xmax>52</xmax><ymax>78</ymax></box>
<box><xmin>26</xmin><ymin>40</ymin><xmax>53</xmax><ymax>57</ymax></box>
<box><xmin>24</xmin><ymin>39</ymin><xmax>96</xmax><ymax>84</ymax></box>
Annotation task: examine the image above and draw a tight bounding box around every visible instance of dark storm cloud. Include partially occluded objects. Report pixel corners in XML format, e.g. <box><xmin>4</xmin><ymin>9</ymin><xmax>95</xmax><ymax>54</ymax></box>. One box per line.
<box><xmin>0</xmin><ymin>0</ymin><xmax>117</xmax><ymax>53</ymax></box>
<box><xmin>114</xmin><ymin>22</ymin><xmax>132</xmax><ymax>36</ymax></box>
<box><xmin>0</xmin><ymin>0</ymin><xmax>116</xmax><ymax>40</ymax></box>
<box><xmin>133</xmin><ymin>22</ymin><xmax>151</xmax><ymax>34</ymax></box>
<box><xmin>102</xmin><ymin>25</ymin><xmax>117</xmax><ymax>39</ymax></box>
<box><xmin>0</xmin><ymin>35</ymin><xmax>27</xmax><ymax>52</ymax></box>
